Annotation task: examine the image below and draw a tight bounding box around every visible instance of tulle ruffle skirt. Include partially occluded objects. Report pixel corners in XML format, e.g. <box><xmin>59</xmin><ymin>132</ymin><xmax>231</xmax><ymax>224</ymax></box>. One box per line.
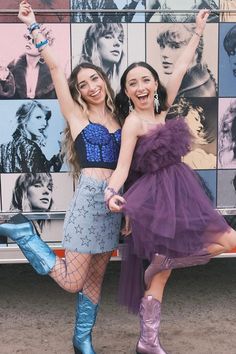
<box><xmin>119</xmin><ymin>162</ymin><xmax>230</xmax><ymax>313</ymax></box>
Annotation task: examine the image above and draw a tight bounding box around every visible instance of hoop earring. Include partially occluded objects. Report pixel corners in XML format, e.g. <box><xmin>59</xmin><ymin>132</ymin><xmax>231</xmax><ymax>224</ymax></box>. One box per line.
<box><xmin>154</xmin><ymin>91</ymin><xmax>160</xmax><ymax>112</ymax></box>
<box><xmin>128</xmin><ymin>97</ymin><xmax>134</xmax><ymax>113</ymax></box>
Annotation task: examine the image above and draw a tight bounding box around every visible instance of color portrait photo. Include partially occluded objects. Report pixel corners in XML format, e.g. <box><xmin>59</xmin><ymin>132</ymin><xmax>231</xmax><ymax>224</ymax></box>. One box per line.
<box><xmin>0</xmin><ymin>23</ymin><xmax>71</xmax><ymax>100</ymax></box>
<box><xmin>167</xmin><ymin>97</ymin><xmax>218</xmax><ymax>169</ymax></box>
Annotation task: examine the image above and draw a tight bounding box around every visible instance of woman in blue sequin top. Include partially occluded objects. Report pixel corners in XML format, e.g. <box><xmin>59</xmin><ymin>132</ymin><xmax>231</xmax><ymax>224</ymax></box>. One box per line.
<box><xmin>0</xmin><ymin>2</ymin><xmax>122</xmax><ymax>354</ymax></box>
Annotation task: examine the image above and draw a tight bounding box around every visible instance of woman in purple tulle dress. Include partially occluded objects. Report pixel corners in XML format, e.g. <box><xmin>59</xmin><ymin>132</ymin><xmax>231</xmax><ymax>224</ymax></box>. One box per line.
<box><xmin>104</xmin><ymin>9</ymin><xmax>236</xmax><ymax>354</ymax></box>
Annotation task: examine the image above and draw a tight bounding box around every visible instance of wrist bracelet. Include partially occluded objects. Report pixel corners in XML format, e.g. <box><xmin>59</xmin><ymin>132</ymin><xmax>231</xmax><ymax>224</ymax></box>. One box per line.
<box><xmin>28</xmin><ymin>22</ymin><xmax>40</xmax><ymax>34</ymax></box>
<box><xmin>104</xmin><ymin>187</ymin><xmax>119</xmax><ymax>209</ymax></box>
<box><xmin>193</xmin><ymin>30</ymin><xmax>201</xmax><ymax>38</ymax></box>
<box><xmin>35</xmin><ymin>39</ymin><xmax>48</xmax><ymax>49</ymax></box>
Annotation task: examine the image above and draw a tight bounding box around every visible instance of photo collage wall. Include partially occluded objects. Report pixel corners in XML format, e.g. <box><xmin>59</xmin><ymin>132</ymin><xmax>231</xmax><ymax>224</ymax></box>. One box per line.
<box><xmin>0</xmin><ymin>0</ymin><xmax>236</xmax><ymax>244</ymax></box>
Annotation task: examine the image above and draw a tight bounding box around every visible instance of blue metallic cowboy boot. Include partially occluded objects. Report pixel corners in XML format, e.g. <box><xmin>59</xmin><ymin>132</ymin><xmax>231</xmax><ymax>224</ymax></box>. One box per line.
<box><xmin>0</xmin><ymin>213</ymin><xmax>56</xmax><ymax>275</ymax></box>
<box><xmin>73</xmin><ymin>292</ymin><xmax>99</xmax><ymax>354</ymax></box>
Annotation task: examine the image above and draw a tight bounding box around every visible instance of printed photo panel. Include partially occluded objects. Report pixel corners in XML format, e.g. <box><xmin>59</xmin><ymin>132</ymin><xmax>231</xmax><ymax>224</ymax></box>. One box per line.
<box><xmin>71</xmin><ymin>22</ymin><xmax>128</xmax><ymax>94</ymax></box>
<box><xmin>0</xmin><ymin>0</ymin><xmax>70</xmax><ymax>23</ymax></box>
<box><xmin>71</xmin><ymin>0</ymin><xmax>144</xmax><ymax>23</ymax></box>
<box><xmin>1</xmin><ymin>172</ymin><xmax>73</xmax><ymax>213</ymax></box>
<box><xmin>219</xmin><ymin>23</ymin><xmax>236</xmax><ymax>96</ymax></box>
<box><xmin>146</xmin><ymin>0</ymin><xmax>219</xmax><ymax>23</ymax></box>
<box><xmin>196</xmin><ymin>169</ymin><xmax>217</xmax><ymax>206</ymax></box>
<box><xmin>220</xmin><ymin>0</ymin><xmax>236</xmax><ymax>22</ymax></box>
<box><xmin>0</xmin><ymin>23</ymin><xmax>71</xmax><ymax>100</ymax></box>
<box><xmin>146</xmin><ymin>23</ymin><xmax>218</xmax><ymax>97</ymax></box>
<box><xmin>0</xmin><ymin>99</ymin><xmax>68</xmax><ymax>173</ymax></box>
<box><xmin>127</xmin><ymin>23</ymin><xmax>146</xmax><ymax>64</ymax></box>
<box><xmin>217</xmin><ymin>169</ymin><xmax>236</xmax><ymax>207</ymax></box>
<box><xmin>39</xmin><ymin>219</ymin><xmax>64</xmax><ymax>243</ymax></box>
<box><xmin>166</xmin><ymin>97</ymin><xmax>218</xmax><ymax>169</ymax></box>
<box><xmin>218</xmin><ymin>98</ymin><xmax>236</xmax><ymax>168</ymax></box>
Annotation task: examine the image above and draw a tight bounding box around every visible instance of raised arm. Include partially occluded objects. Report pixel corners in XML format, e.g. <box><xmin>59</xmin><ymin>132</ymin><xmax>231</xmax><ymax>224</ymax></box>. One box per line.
<box><xmin>18</xmin><ymin>1</ymin><xmax>77</xmax><ymax>122</ymax></box>
<box><xmin>165</xmin><ymin>9</ymin><xmax>209</xmax><ymax>106</ymax></box>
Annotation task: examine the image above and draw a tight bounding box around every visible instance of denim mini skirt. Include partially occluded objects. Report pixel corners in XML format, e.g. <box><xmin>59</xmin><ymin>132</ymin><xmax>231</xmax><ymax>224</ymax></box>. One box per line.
<box><xmin>62</xmin><ymin>174</ymin><xmax>121</xmax><ymax>254</ymax></box>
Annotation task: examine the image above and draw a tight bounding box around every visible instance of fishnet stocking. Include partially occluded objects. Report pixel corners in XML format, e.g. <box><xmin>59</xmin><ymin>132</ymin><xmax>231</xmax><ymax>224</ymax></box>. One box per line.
<box><xmin>82</xmin><ymin>251</ymin><xmax>112</xmax><ymax>304</ymax></box>
<box><xmin>49</xmin><ymin>250</ymin><xmax>92</xmax><ymax>293</ymax></box>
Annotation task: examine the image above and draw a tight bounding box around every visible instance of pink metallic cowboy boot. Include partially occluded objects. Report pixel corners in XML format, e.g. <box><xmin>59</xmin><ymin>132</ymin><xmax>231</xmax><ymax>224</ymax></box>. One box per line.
<box><xmin>136</xmin><ymin>295</ymin><xmax>167</xmax><ymax>354</ymax></box>
<box><xmin>144</xmin><ymin>250</ymin><xmax>211</xmax><ymax>289</ymax></box>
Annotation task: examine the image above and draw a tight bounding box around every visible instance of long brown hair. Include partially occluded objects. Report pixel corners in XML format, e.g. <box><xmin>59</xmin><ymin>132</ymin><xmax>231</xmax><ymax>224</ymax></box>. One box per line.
<box><xmin>61</xmin><ymin>62</ymin><xmax>119</xmax><ymax>176</ymax></box>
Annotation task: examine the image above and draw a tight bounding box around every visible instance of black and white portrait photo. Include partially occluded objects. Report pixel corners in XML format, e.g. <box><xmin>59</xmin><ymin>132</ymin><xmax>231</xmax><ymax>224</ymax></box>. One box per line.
<box><xmin>219</xmin><ymin>23</ymin><xmax>236</xmax><ymax>96</ymax></box>
<box><xmin>145</xmin><ymin>0</ymin><xmax>219</xmax><ymax>23</ymax></box>
<box><xmin>72</xmin><ymin>22</ymin><xmax>127</xmax><ymax>93</ymax></box>
<box><xmin>217</xmin><ymin>169</ymin><xmax>236</xmax><ymax>208</ymax></box>
<box><xmin>0</xmin><ymin>100</ymin><xmax>66</xmax><ymax>173</ymax></box>
<box><xmin>71</xmin><ymin>0</ymin><xmax>143</xmax><ymax>23</ymax></box>
<box><xmin>0</xmin><ymin>23</ymin><xmax>70</xmax><ymax>99</ymax></box>
<box><xmin>0</xmin><ymin>172</ymin><xmax>73</xmax><ymax>213</ymax></box>
<box><xmin>167</xmin><ymin>97</ymin><xmax>217</xmax><ymax>169</ymax></box>
<box><xmin>218</xmin><ymin>98</ymin><xmax>236</xmax><ymax>168</ymax></box>
<box><xmin>146</xmin><ymin>22</ymin><xmax>218</xmax><ymax>97</ymax></box>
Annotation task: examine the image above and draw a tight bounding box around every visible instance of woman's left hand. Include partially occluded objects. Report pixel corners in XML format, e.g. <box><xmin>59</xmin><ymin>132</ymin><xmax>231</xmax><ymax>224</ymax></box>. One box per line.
<box><xmin>195</xmin><ymin>9</ymin><xmax>210</xmax><ymax>34</ymax></box>
<box><xmin>108</xmin><ymin>194</ymin><xmax>126</xmax><ymax>213</ymax></box>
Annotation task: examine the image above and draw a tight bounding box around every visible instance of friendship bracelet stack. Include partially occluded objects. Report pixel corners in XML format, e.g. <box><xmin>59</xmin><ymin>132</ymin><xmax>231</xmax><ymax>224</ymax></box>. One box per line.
<box><xmin>28</xmin><ymin>22</ymin><xmax>48</xmax><ymax>52</ymax></box>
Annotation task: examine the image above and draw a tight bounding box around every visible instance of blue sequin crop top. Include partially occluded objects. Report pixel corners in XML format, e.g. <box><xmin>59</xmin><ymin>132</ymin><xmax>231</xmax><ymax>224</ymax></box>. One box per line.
<box><xmin>74</xmin><ymin>122</ymin><xmax>121</xmax><ymax>170</ymax></box>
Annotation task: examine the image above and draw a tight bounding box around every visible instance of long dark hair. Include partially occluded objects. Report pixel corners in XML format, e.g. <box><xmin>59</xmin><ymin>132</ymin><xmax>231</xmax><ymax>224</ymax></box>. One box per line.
<box><xmin>115</xmin><ymin>61</ymin><xmax>168</xmax><ymax>120</ymax></box>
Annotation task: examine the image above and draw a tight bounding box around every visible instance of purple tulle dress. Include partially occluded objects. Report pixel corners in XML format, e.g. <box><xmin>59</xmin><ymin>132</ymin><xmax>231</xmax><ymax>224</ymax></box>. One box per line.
<box><xmin>119</xmin><ymin>118</ymin><xmax>230</xmax><ymax>313</ymax></box>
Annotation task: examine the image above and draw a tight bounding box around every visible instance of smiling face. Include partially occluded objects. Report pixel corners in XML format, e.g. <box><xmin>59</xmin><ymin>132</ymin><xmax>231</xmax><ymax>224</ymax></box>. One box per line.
<box><xmin>27</xmin><ymin>180</ymin><xmax>52</xmax><ymax>211</ymax></box>
<box><xmin>77</xmin><ymin>68</ymin><xmax>107</xmax><ymax>106</ymax></box>
<box><xmin>125</xmin><ymin>66</ymin><xmax>158</xmax><ymax>111</ymax></box>
<box><xmin>97</xmin><ymin>29</ymin><xmax>124</xmax><ymax>65</ymax></box>
<box><xmin>25</xmin><ymin>106</ymin><xmax>48</xmax><ymax>138</ymax></box>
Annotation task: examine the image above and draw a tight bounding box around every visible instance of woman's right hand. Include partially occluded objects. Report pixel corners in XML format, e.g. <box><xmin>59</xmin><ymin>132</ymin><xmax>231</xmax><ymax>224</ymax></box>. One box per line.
<box><xmin>18</xmin><ymin>1</ymin><xmax>36</xmax><ymax>26</ymax></box>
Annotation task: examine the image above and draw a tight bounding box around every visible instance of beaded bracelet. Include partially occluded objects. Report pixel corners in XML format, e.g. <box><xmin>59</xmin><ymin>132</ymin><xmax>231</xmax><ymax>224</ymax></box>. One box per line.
<box><xmin>35</xmin><ymin>39</ymin><xmax>48</xmax><ymax>49</ymax></box>
<box><xmin>28</xmin><ymin>22</ymin><xmax>40</xmax><ymax>34</ymax></box>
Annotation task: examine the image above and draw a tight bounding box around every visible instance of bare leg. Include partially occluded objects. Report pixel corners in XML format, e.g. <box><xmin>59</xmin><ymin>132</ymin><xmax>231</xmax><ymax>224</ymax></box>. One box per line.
<box><xmin>206</xmin><ymin>228</ymin><xmax>236</xmax><ymax>256</ymax></box>
<box><xmin>145</xmin><ymin>269</ymin><xmax>172</xmax><ymax>302</ymax></box>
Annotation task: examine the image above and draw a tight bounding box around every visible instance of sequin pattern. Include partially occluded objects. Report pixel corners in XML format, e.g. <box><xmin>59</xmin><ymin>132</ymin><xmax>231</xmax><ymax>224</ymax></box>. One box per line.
<box><xmin>82</xmin><ymin>123</ymin><xmax>121</xmax><ymax>163</ymax></box>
